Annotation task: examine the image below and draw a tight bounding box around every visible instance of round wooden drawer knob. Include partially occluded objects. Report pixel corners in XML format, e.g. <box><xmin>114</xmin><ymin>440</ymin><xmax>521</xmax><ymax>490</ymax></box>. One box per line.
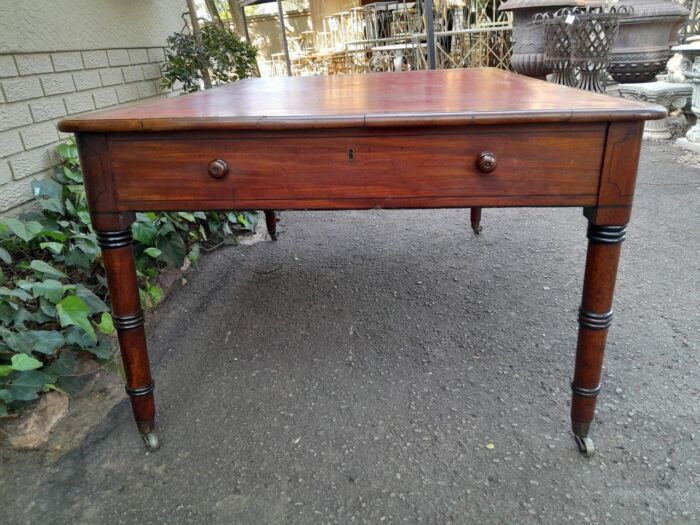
<box><xmin>207</xmin><ymin>159</ymin><xmax>228</xmax><ymax>178</ymax></box>
<box><xmin>476</xmin><ymin>152</ymin><xmax>497</xmax><ymax>174</ymax></box>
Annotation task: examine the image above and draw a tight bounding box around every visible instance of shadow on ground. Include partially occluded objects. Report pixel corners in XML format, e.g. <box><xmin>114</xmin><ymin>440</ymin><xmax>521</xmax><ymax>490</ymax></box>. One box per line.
<box><xmin>1</xmin><ymin>142</ymin><xmax>699</xmax><ymax>524</ymax></box>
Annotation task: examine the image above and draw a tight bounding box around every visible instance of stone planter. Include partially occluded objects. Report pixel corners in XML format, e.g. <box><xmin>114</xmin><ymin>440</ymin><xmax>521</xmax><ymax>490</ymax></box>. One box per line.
<box><xmin>608</xmin><ymin>0</ymin><xmax>689</xmax><ymax>83</ymax></box>
<box><xmin>499</xmin><ymin>0</ymin><xmax>595</xmax><ymax>79</ymax></box>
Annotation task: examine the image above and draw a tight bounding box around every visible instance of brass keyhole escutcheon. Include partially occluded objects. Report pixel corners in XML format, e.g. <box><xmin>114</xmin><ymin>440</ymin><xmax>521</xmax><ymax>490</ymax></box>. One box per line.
<box><xmin>476</xmin><ymin>152</ymin><xmax>497</xmax><ymax>174</ymax></box>
<box><xmin>348</xmin><ymin>148</ymin><xmax>355</xmax><ymax>161</ymax></box>
<box><xmin>208</xmin><ymin>159</ymin><xmax>228</xmax><ymax>178</ymax></box>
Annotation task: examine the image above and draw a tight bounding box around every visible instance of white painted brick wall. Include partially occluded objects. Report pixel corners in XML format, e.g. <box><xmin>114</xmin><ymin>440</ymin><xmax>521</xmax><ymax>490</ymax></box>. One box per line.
<box><xmin>0</xmin><ymin>47</ymin><xmax>175</xmax><ymax>213</ymax></box>
<box><xmin>116</xmin><ymin>83</ymin><xmax>139</xmax><ymax>103</ymax></box>
<box><xmin>20</xmin><ymin>122</ymin><xmax>59</xmax><ymax>149</ymax></box>
<box><xmin>136</xmin><ymin>81</ymin><xmax>157</xmax><ymax>99</ymax></box>
<box><xmin>128</xmin><ymin>49</ymin><xmax>149</xmax><ymax>65</ymax></box>
<box><xmin>82</xmin><ymin>50</ymin><xmax>109</xmax><ymax>69</ymax></box>
<box><xmin>122</xmin><ymin>65</ymin><xmax>144</xmax><ymax>83</ymax></box>
<box><xmin>99</xmin><ymin>68</ymin><xmax>124</xmax><ymax>86</ymax></box>
<box><xmin>51</xmin><ymin>52</ymin><xmax>84</xmax><ymax>72</ymax></box>
<box><xmin>142</xmin><ymin>63</ymin><xmax>162</xmax><ymax>80</ymax></box>
<box><xmin>0</xmin><ymin>131</ymin><xmax>24</xmax><ymax>158</ymax></box>
<box><xmin>93</xmin><ymin>87</ymin><xmax>119</xmax><ymax>108</ymax></box>
<box><xmin>64</xmin><ymin>92</ymin><xmax>94</xmax><ymax>114</ymax></box>
<box><xmin>73</xmin><ymin>70</ymin><xmax>101</xmax><ymax>91</ymax></box>
<box><xmin>0</xmin><ymin>161</ymin><xmax>11</xmax><ymax>185</ymax></box>
<box><xmin>3</xmin><ymin>77</ymin><xmax>43</xmax><ymax>101</ymax></box>
<box><xmin>9</xmin><ymin>147</ymin><xmax>57</xmax><ymax>179</ymax></box>
<box><xmin>107</xmin><ymin>49</ymin><xmax>130</xmax><ymax>67</ymax></box>
<box><xmin>1</xmin><ymin>174</ymin><xmax>47</xmax><ymax>210</ymax></box>
<box><xmin>41</xmin><ymin>73</ymin><xmax>76</xmax><ymax>95</ymax></box>
<box><xmin>15</xmin><ymin>54</ymin><xmax>54</xmax><ymax>76</ymax></box>
<box><xmin>147</xmin><ymin>48</ymin><xmax>166</xmax><ymax>63</ymax></box>
<box><xmin>0</xmin><ymin>104</ymin><xmax>33</xmax><ymax>131</ymax></box>
<box><xmin>0</xmin><ymin>56</ymin><xmax>19</xmax><ymax>78</ymax></box>
<box><xmin>29</xmin><ymin>98</ymin><xmax>67</xmax><ymax>122</ymax></box>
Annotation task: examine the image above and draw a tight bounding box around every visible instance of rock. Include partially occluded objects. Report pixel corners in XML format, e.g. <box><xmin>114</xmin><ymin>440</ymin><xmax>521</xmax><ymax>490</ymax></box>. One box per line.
<box><xmin>7</xmin><ymin>392</ymin><xmax>70</xmax><ymax>449</ymax></box>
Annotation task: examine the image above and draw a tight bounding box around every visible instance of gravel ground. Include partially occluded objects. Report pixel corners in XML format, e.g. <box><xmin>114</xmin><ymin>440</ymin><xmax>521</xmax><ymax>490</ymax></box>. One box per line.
<box><xmin>1</xmin><ymin>142</ymin><xmax>699</xmax><ymax>524</ymax></box>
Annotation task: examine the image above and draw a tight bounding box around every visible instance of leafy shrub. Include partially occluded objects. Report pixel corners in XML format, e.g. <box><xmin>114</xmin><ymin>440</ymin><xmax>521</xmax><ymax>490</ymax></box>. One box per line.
<box><xmin>0</xmin><ymin>140</ymin><xmax>256</xmax><ymax>416</ymax></box>
<box><xmin>161</xmin><ymin>24</ymin><xmax>257</xmax><ymax>93</ymax></box>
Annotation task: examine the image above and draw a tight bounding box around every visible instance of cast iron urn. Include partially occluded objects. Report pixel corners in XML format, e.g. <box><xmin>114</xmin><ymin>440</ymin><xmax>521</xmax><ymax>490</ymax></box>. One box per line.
<box><xmin>499</xmin><ymin>0</ymin><xmax>602</xmax><ymax>79</ymax></box>
<box><xmin>608</xmin><ymin>0</ymin><xmax>689</xmax><ymax>83</ymax></box>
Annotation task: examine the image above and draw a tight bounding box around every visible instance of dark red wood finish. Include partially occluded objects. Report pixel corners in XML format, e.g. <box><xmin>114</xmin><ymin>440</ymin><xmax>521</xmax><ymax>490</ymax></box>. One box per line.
<box><xmin>59</xmin><ymin>69</ymin><xmax>665</xmax><ymax>454</ymax></box>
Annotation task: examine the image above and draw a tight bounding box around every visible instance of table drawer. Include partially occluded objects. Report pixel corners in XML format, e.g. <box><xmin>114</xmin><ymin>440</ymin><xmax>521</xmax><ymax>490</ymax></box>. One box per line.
<box><xmin>108</xmin><ymin>126</ymin><xmax>605</xmax><ymax>205</ymax></box>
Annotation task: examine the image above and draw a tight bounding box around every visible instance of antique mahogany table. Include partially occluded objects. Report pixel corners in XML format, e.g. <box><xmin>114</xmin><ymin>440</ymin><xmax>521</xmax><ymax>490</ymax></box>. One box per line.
<box><xmin>58</xmin><ymin>68</ymin><xmax>665</xmax><ymax>455</ymax></box>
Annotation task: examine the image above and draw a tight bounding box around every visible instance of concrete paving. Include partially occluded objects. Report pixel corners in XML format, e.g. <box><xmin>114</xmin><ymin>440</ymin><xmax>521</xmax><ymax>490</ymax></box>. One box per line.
<box><xmin>2</xmin><ymin>142</ymin><xmax>699</xmax><ymax>524</ymax></box>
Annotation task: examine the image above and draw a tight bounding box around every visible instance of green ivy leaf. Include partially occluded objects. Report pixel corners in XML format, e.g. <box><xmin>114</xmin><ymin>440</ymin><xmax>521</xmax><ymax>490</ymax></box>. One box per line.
<box><xmin>63</xmin><ymin>167</ymin><xmax>83</xmax><ymax>183</ymax></box>
<box><xmin>96</xmin><ymin>312</ymin><xmax>114</xmax><ymax>335</ymax></box>
<box><xmin>32</xmin><ymin>279</ymin><xmax>65</xmax><ymax>304</ymax></box>
<box><xmin>29</xmin><ymin>260</ymin><xmax>67</xmax><ymax>279</ymax></box>
<box><xmin>11</xmin><ymin>354</ymin><xmax>43</xmax><ymax>371</ymax></box>
<box><xmin>144</xmin><ymin>247</ymin><xmax>162</xmax><ymax>258</ymax></box>
<box><xmin>177</xmin><ymin>212</ymin><xmax>196</xmax><ymax>223</ymax></box>
<box><xmin>132</xmin><ymin>220</ymin><xmax>157</xmax><ymax>245</ymax></box>
<box><xmin>64</xmin><ymin>326</ymin><xmax>94</xmax><ymax>348</ymax></box>
<box><xmin>75</xmin><ymin>284</ymin><xmax>108</xmax><ymax>314</ymax></box>
<box><xmin>40</xmin><ymin>229</ymin><xmax>68</xmax><ymax>242</ymax></box>
<box><xmin>1</xmin><ymin>218</ymin><xmax>44</xmax><ymax>243</ymax></box>
<box><xmin>156</xmin><ymin>232</ymin><xmax>187</xmax><ymax>268</ymax></box>
<box><xmin>0</xmin><ymin>302</ymin><xmax>19</xmax><ymax>325</ymax></box>
<box><xmin>187</xmin><ymin>244</ymin><xmax>200</xmax><ymax>265</ymax></box>
<box><xmin>39</xmin><ymin>297</ymin><xmax>57</xmax><ymax>317</ymax></box>
<box><xmin>16</xmin><ymin>280</ymin><xmax>33</xmax><ymax>291</ymax></box>
<box><xmin>148</xmin><ymin>285</ymin><xmax>164</xmax><ymax>306</ymax></box>
<box><xmin>0</xmin><ymin>247</ymin><xmax>11</xmax><ymax>265</ymax></box>
<box><xmin>45</xmin><ymin>351</ymin><xmax>77</xmax><ymax>377</ymax></box>
<box><xmin>2</xmin><ymin>370</ymin><xmax>53</xmax><ymax>401</ymax></box>
<box><xmin>157</xmin><ymin>221</ymin><xmax>176</xmax><ymax>237</ymax></box>
<box><xmin>39</xmin><ymin>241</ymin><xmax>64</xmax><ymax>254</ymax></box>
<box><xmin>56</xmin><ymin>295</ymin><xmax>96</xmax><ymax>341</ymax></box>
<box><xmin>86</xmin><ymin>338</ymin><xmax>114</xmax><ymax>360</ymax></box>
<box><xmin>0</xmin><ymin>327</ymin><xmax>34</xmax><ymax>352</ymax></box>
<box><xmin>64</xmin><ymin>247</ymin><xmax>92</xmax><ymax>269</ymax></box>
<box><xmin>32</xmin><ymin>179</ymin><xmax>65</xmax><ymax>215</ymax></box>
<box><xmin>0</xmin><ymin>365</ymin><xmax>12</xmax><ymax>377</ymax></box>
<box><xmin>29</xmin><ymin>330</ymin><xmax>65</xmax><ymax>355</ymax></box>
<box><xmin>0</xmin><ymin>286</ymin><xmax>33</xmax><ymax>302</ymax></box>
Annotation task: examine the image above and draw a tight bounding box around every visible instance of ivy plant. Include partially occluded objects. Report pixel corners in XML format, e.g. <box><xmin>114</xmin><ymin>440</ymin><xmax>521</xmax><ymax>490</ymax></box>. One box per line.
<box><xmin>0</xmin><ymin>139</ymin><xmax>256</xmax><ymax>416</ymax></box>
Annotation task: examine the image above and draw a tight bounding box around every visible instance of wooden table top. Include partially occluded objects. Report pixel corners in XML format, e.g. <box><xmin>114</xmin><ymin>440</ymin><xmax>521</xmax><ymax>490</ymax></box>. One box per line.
<box><xmin>58</xmin><ymin>68</ymin><xmax>665</xmax><ymax>134</ymax></box>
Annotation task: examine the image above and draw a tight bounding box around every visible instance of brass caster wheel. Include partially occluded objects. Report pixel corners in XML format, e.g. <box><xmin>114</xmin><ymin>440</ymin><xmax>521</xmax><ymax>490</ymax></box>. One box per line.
<box><xmin>270</xmin><ymin>232</ymin><xmax>278</xmax><ymax>241</ymax></box>
<box><xmin>574</xmin><ymin>435</ymin><xmax>595</xmax><ymax>457</ymax></box>
<box><xmin>142</xmin><ymin>432</ymin><xmax>160</xmax><ymax>452</ymax></box>
<box><xmin>471</xmin><ymin>224</ymin><xmax>482</xmax><ymax>235</ymax></box>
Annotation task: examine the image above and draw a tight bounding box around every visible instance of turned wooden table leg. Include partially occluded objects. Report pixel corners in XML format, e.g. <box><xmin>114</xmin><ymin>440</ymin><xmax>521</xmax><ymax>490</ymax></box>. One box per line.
<box><xmin>571</xmin><ymin>222</ymin><xmax>626</xmax><ymax>456</ymax></box>
<box><xmin>470</xmin><ymin>207</ymin><xmax>482</xmax><ymax>235</ymax></box>
<box><xmin>265</xmin><ymin>210</ymin><xmax>278</xmax><ymax>241</ymax></box>
<box><xmin>97</xmin><ymin>226</ymin><xmax>159</xmax><ymax>451</ymax></box>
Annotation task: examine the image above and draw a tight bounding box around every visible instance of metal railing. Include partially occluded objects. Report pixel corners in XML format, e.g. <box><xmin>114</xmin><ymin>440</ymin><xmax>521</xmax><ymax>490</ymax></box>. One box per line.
<box><xmin>678</xmin><ymin>0</ymin><xmax>700</xmax><ymax>40</ymax></box>
<box><xmin>413</xmin><ymin>23</ymin><xmax>513</xmax><ymax>70</ymax></box>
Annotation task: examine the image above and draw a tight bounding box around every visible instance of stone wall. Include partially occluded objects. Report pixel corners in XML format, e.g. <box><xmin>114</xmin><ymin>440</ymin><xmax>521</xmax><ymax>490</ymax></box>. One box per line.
<box><xmin>0</xmin><ymin>0</ymin><xmax>185</xmax><ymax>214</ymax></box>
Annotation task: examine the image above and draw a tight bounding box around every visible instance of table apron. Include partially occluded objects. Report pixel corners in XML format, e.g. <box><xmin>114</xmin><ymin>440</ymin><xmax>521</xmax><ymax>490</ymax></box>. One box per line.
<box><xmin>100</xmin><ymin>124</ymin><xmax>606</xmax><ymax>212</ymax></box>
